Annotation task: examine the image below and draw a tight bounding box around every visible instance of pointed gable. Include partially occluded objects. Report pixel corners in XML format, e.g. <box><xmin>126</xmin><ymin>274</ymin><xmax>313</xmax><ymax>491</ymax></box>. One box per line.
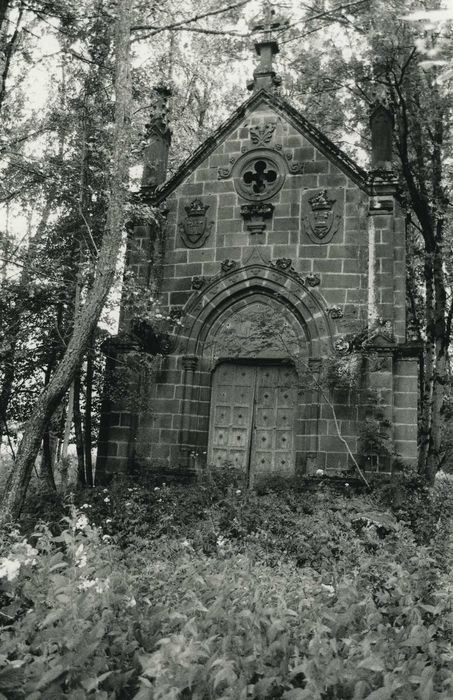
<box><xmin>151</xmin><ymin>89</ymin><xmax>368</xmax><ymax>204</ymax></box>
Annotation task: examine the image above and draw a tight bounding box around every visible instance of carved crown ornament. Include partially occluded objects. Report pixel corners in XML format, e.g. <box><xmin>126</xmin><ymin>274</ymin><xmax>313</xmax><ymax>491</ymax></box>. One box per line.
<box><xmin>302</xmin><ymin>188</ymin><xmax>342</xmax><ymax>245</ymax></box>
<box><xmin>178</xmin><ymin>198</ymin><xmax>214</xmax><ymax>249</ymax></box>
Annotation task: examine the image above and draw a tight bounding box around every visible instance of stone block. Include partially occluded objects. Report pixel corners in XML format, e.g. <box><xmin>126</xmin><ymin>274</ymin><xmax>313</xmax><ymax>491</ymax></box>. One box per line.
<box><xmin>175</xmin><ymin>263</ymin><xmax>201</xmax><ymax>277</ymax></box>
<box><xmin>270</xmin><ymin>232</ymin><xmax>289</xmax><ymax>245</ymax></box>
<box><xmin>304</xmin><ymin>160</ymin><xmax>329</xmax><ymax>174</ymax></box>
<box><xmin>180</xmin><ymin>183</ymin><xmax>204</xmax><ymax>196</ymax></box>
<box><xmin>394</xmin><ymin>424</ymin><xmax>417</xmax><ymax>441</ymax></box>
<box><xmin>321</xmin><ymin>272</ymin><xmax>360</xmax><ymax>288</ymax></box>
<box><xmin>160</xmin><ymin>428</ymin><xmax>179</xmax><ymax>443</ymax></box>
<box><xmin>215</xmin><ymin>246</ymin><xmax>242</xmax><ymax>260</ymax></box>
<box><xmin>188</xmin><ymin>248</ymin><xmax>215</xmax><ymax>263</ymax></box>
<box><xmin>204</xmin><ymin>180</ymin><xmax>235</xmax><ymax>194</ymax></box>
<box><xmin>218</xmin><ymin>193</ymin><xmax>237</xmax><ymax>207</ymax></box>
<box><xmin>318</xmin><ymin>172</ymin><xmax>347</xmax><ymax>187</ymax></box>
<box><xmin>218</xmin><ymin>206</ymin><xmax>235</xmax><ymax>220</ymax></box>
<box><xmin>170</xmin><ymin>291</ymin><xmax>191</xmax><ymax>306</ymax></box>
<box><xmin>273</xmin><ymin>217</ymin><xmax>299</xmax><ymax>231</ymax></box>
<box><xmin>195</xmin><ymin>168</ymin><xmax>214</xmax><ymax>182</ymax></box>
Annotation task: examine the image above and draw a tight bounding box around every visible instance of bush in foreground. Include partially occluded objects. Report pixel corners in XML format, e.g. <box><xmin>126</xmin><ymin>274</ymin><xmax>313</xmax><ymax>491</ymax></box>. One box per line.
<box><xmin>1</xmin><ymin>474</ymin><xmax>452</xmax><ymax>698</ymax></box>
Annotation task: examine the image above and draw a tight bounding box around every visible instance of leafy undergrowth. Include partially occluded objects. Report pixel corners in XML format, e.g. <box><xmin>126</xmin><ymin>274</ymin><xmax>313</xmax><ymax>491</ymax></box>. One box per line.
<box><xmin>1</xmin><ymin>471</ymin><xmax>453</xmax><ymax>699</ymax></box>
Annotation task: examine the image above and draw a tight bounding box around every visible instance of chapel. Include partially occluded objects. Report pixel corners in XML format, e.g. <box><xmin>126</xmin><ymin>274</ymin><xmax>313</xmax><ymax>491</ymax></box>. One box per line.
<box><xmin>96</xmin><ymin>8</ymin><xmax>419</xmax><ymax>484</ymax></box>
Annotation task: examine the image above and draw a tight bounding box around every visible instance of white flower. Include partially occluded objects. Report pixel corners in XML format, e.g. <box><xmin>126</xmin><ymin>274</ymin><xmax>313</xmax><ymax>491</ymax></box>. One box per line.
<box><xmin>75</xmin><ymin>515</ymin><xmax>89</xmax><ymax>530</ymax></box>
<box><xmin>96</xmin><ymin>579</ymin><xmax>109</xmax><ymax>593</ymax></box>
<box><xmin>321</xmin><ymin>583</ymin><xmax>335</xmax><ymax>594</ymax></box>
<box><xmin>126</xmin><ymin>596</ymin><xmax>136</xmax><ymax>608</ymax></box>
<box><xmin>345</xmin><ymin>482</ymin><xmax>350</xmax><ymax>487</ymax></box>
<box><xmin>315</xmin><ymin>469</ymin><xmax>324</xmax><ymax>476</ymax></box>
<box><xmin>103</xmin><ymin>488</ymin><xmax>108</xmax><ymax>493</ymax></box>
<box><xmin>102</xmin><ymin>535</ymin><xmax>111</xmax><ymax>541</ymax></box>
<box><xmin>79</xmin><ymin>578</ymin><xmax>97</xmax><ymax>591</ymax></box>
<box><xmin>105</xmin><ymin>518</ymin><xmax>112</xmax><ymax>524</ymax></box>
<box><xmin>157</xmin><ymin>498</ymin><xmax>162</xmax><ymax>503</ymax></box>
<box><xmin>154</xmin><ymin>487</ymin><xmax>160</xmax><ymax>491</ymax></box>
<box><xmin>236</xmin><ymin>489</ymin><xmax>242</xmax><ymax>495</ymax></box>
<box><xmin>181</xmin><ymin>539</ymin><xmax>190</xmax><ymax>548</ymax></box>
<box><xmin>104</xmin><ymin>497</ymin><xmax>110</xmax><ymax>503</ymax></box>
<box><xmin>77</xmin><ymin>555</ymin><xmax>87</xmax><ymax>568</ymax></box>
<box><xmin>0</xmin><ymin>558</ymin><xmax>21</xmax><ymax>581</ymax></box>
<box><xmin>217</xmin><ymin>536</ymin><xmax>226</xmax><ymax>548</ymax></box>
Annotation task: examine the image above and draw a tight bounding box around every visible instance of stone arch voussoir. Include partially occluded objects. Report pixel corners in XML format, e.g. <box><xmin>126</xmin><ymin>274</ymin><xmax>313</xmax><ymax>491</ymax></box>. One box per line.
<box><xmin>178</xmin><ymin>264</ymin><xmax>334</xmax><ymax>357</ymax></box>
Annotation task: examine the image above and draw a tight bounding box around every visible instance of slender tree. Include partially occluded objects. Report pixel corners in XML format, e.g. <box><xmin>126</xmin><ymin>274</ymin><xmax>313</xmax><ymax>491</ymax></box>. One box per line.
<box><xmin>0</xmin><ymin>0</ymin><xmax>132</xmax><ymax>523</ymax></box>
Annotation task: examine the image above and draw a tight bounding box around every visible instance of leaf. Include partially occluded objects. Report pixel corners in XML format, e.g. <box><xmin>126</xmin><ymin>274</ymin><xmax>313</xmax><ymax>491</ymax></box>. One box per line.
<box><xmin>364</xmin><ymin>688</ymin><xmax>392</xmax><ymax>700</ymax></box>
<box><xmin>0</xmin><ymin>665</ymin><xmax>23</xmax><ymax>690</ymax></box>
<box><xmin>36</xmin><ymin>664</ymin><xmax>65</xmax><ymax>689</ymax></box>
<box><xmin>358</xmin><ymin>656</ymin><xmax>385</xmax><ymax>672</ymax></box>
<box><xmin>81</xmin><ymin>671</ymin><xmax>112</xmax><ymax>692</ymax></box>
<box><xmin>48</xmin><ymin>562</ymin><xmax>68</xmax><ymax>572</ymax></box>
<box><xmin>282</xmin><ymin>690</ymin><xmax>308</xmax><ymax>699</ymax></box>
<box><xmin>39</xmin><ymin>609</ymin><xmax>64</xmax><ymax>629</ymax></box>
<box><xmin>132</xmin><ymin>687</ymin><xmax>153</xmax><ymax>700</ymax></box>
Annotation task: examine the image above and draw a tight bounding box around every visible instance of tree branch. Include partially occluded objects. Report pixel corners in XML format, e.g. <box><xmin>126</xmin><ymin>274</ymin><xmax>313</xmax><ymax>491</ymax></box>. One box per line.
<box><xmin>131</xmin><ymin>0</ymin><xmax>252</xmax><ymax>35</ymax></box>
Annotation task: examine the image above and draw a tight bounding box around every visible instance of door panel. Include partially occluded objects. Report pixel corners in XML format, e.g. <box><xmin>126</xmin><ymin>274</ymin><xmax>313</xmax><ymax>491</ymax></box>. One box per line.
<box><xmin>208</xmin><ymin>364</ymin><xmax>256</xmax><ymax>470</ymax></box>
<box><xmin>208</xmin><ymin>363</ymin><xmax>298</xmax><ymax>478</ymax></box>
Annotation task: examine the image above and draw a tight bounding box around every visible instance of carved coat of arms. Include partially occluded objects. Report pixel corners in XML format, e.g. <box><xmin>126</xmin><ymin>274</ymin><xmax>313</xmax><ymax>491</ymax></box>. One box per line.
<box><xmin>302</xmin><ymin>189</ymin><xmax>341</xmax><ymax>244</ymax></box>
<box><xmin>179</xmin><ymin>199</ymin><xmax>213</xmax><ymax>248</ymax></box>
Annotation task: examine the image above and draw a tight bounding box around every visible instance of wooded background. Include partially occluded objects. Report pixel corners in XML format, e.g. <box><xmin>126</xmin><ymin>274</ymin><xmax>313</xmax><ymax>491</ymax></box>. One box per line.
<box><xmin>1</xmin><ymin>0</ymin><xmax>453</xmax><ymax>520</ymax></box>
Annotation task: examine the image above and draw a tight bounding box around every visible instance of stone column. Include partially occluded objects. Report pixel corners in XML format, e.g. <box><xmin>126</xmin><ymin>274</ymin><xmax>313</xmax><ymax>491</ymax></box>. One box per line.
<box><xmin>141</xmin><ymin>84</ymin><xmax>172</xmax><ymax>193</ymax></box>
<box><xmin>179</xmin><ymin>355</ymin><xmax>199</xmax><ymax>467</ymax></box>
<box><xmin>96</xmin><ymin>333</ymin><xmax>142</xmax><ymax>482</ymax></box>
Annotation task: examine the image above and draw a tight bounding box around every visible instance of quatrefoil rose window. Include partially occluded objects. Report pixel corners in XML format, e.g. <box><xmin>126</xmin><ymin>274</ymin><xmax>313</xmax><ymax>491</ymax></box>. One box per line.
<box><xmin>235</xmin><ymin>152</ymin><xmax>285</xmax><ymax>201</ymax></box>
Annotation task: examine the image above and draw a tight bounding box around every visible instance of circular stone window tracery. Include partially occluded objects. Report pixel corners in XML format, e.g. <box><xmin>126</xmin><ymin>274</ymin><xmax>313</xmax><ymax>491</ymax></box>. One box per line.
<box><xmin>235</xmin><ymin>151</ymin><xmax>285</xmax><ymax>201</ymax></box>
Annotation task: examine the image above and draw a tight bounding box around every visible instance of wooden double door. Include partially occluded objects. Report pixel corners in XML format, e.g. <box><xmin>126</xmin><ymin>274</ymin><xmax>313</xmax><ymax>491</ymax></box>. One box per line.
<box><xmin>207</xmin><ymin>363</ymin><xmax>298</xmax><ymax>480</ymax></box>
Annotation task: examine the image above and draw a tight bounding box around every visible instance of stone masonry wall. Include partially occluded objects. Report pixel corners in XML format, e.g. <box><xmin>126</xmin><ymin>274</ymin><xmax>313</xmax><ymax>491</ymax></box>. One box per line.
<box><xmin>97</xmin><ymin>97</ymin><xmax>415</xmax><ymax>480</ymax></box>
<box><xmin>133</xmin><ymin>100</ymin><xmax>374</xmax><ymax>475</ymax></box>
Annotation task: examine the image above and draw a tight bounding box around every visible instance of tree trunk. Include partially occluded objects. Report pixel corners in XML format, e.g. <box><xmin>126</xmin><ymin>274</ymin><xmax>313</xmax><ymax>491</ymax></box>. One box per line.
<box><xmin>84</xmin><ymin>338</ymin><xmax>94</xmax><ymax>486</ymax></box>
<box><xmin>0</xmin><ymin>0</ymin><xmax>132</xmax><ymax>523</ymax></box>
<box><xmin>40</xmin><ymin>428</ymin><xmax>57</xmax><ymax>492</ymax></box>
<box><xmin>73</xmin><ymin>367</ymin><xmax>86</xmax><ymax>486</ymax></box>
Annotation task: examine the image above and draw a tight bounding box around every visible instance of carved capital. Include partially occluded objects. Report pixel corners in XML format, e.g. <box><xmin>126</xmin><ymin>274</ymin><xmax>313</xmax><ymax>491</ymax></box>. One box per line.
<box><xmin>308</xmin><ymin>358</ymin><xmax>322</xmax><ymax>372</ymax></box>
<box><xmin>182</xmin><ymin>355</ymin><xmax>198</xmax><ymax>371</ymax></box>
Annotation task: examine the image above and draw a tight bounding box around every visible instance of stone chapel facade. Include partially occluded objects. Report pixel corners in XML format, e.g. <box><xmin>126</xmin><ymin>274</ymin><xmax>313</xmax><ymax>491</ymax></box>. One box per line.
<box><xmin>96</xmin><ymin>20</ymin><xmax>420</xmax><ymax>484</ymax></box>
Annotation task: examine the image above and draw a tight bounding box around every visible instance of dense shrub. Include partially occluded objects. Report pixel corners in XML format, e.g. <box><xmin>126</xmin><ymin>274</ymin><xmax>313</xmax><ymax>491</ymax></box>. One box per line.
<box><xmin>1</xmin><ymin>471</ymin><xmax>452</xmax><ymax>698</ymax></box>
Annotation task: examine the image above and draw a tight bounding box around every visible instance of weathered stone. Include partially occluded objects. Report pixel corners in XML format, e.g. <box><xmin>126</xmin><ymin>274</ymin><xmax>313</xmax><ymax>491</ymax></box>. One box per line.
<box><xmin>96</xmin><ymin>45</ymin><xmax>417</xmax><ymax>485</ymax></box>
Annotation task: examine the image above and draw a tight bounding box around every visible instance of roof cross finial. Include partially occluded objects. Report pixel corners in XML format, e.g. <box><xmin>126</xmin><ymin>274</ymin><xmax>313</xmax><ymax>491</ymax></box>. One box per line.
<box><xmin>247</xmin><ymin>2</ymin><xmax>289</xmax><ymax>93</ymax></box>
<box><xmin>251</xmin><ymin>1</ymin><xmax>287</xmax><ymax>36</ymax></box>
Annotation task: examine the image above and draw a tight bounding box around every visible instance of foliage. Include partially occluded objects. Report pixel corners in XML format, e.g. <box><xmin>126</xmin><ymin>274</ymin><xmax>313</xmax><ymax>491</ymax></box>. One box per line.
<box><xmin>1</xmin><ymin>475</ymin><xmax>453</xmax><ymax>698</ymax></box>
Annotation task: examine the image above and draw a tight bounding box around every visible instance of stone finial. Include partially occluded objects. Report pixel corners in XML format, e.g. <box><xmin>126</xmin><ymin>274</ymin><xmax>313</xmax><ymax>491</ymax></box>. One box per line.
<box><xmin>369</xmin><ymin>91</ymin><xmax>394</xmax><ymax>173</ymax></box>
<box><xmin>247</xmin><ymin>2</ymin><xmax>289</xmax><ymax>93</ymax></box>
<box><xmin>141</xmin><ymin>83</ymin><xmax>172</xmax><ymax>191</ymax></box>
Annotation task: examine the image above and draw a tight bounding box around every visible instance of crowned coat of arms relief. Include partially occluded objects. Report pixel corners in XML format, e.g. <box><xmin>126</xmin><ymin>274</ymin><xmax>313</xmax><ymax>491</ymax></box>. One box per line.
<box><xmin>302</xmin><ymin>189</ymin><xmax>342</xmax><ymax>244</ymax></box>
<box><xmin>178</xmin><ymin>198</ymin><xmax>214</xmax><ymax>249</ymax></box>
